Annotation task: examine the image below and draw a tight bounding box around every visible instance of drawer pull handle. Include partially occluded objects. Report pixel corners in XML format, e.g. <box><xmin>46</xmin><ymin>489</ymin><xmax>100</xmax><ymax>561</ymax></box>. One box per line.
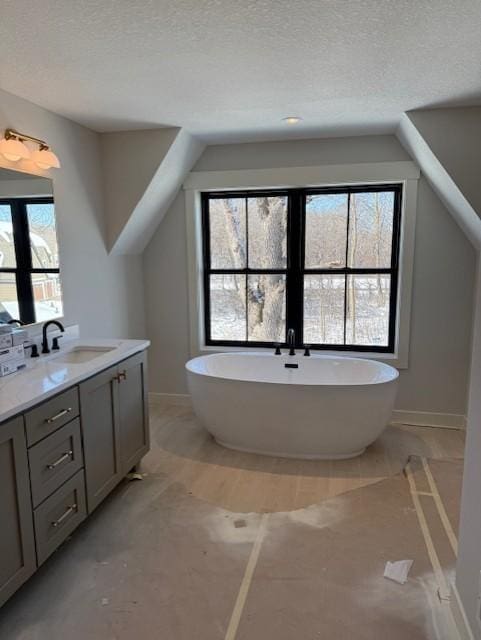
<box><xmin>51</xmin><ymin>503</ymin><xmax>77</xmax><ymax>528</ymax></box>
<box><xmin>46</xmin><ymin>450</ymin><xmax>73</xmax><ymax>470</ymax></box>
<box><xmin>45</xmin><ymin>408</ymin><xmax>72</xmax><ymax>424</ymax></box>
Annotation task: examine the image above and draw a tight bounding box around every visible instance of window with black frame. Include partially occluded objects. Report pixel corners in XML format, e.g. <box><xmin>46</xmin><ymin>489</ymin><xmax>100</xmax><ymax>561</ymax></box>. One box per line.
<box><xmin>0</xmin><ymin>197</ymin><xmax>62</xmax><ymax>325</ymax></box>
<box><xmin>202</xmin><ymin>184</ymin><xmax>402</xmax><ymax>352</ymax></box>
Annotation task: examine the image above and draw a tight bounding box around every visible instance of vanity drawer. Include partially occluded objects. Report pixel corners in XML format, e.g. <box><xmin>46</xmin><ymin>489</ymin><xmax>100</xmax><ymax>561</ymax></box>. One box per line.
<box><xmin>28</xmin><ymin>419</ymin><xmax>84</xmax><ymax>508</ymax></box>
<box><xmin>25</xmin><ymin>387</ymin><xmax>79</xmax><ymax>446</ymax></box>
<box><xmin>34</xmin><ymin>470</ymin><xmax>87</xmax><ymax>566</ymax></box>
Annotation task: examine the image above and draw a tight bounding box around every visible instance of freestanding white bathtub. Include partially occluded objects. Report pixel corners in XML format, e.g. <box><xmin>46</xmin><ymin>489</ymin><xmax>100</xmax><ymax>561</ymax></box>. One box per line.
<box><xmin>186</xmin><ymin>352</ymin><xmax>399</xmax><ymax>460</ymax></box>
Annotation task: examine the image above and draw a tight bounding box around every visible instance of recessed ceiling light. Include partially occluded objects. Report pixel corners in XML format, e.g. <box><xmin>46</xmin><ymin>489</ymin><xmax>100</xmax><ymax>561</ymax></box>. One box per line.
<box><xmin>282</xmin><ymin>116</ymin><xmax>303</xmax><ymax>125</ymax></box>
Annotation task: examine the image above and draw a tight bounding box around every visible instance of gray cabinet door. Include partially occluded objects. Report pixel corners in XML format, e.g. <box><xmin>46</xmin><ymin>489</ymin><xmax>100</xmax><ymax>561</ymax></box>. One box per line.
<box><xmin>117</xmin><ymin>351</ymin><xmax>149</xmax><ymax>474</ymax></box>
<box><xmin>0</xmin><ymin>416</ymin><xmax>36</xmax><ymax>607</ymax></box>
<box><xmin>80</xmin><ymin>366</ymin><xmax>121</xmax><ymax>513</ymax></box>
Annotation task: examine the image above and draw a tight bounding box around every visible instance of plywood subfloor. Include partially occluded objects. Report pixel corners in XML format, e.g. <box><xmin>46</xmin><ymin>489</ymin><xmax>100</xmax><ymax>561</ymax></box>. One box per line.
<box><xmin>148</xmin><ymin>403</ymin><xmax>465</xmax><ymax>513</ymax></box>
<box><xmin>234</xmin><ymin>455</ymin><xmax>462</xmax><ymax>640</ymax></box>
<box><xmin>0</xmin><ymin>403</ymin><xmax>465</xmax><ymax>640</ymax></box>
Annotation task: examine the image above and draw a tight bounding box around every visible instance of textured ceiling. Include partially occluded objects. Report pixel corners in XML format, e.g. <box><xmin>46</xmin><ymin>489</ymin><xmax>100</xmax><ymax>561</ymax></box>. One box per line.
<box><xmin>1</xmin><ymin>1</ymin><xmax>481</xmax><ymax>142</ymax></box>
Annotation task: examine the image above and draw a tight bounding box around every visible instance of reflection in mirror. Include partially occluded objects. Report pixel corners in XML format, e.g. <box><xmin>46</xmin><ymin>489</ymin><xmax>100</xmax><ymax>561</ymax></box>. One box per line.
<box><xmin>0</xmin><ymin>168</ymin><xmax>62</xmax><ymax>325</ymax></box>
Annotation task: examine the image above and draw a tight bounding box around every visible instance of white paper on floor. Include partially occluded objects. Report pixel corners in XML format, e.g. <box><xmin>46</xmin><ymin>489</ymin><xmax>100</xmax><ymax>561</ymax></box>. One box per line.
<box><xmin>383</xmin><ymin>559</ymin><xmax>414</xmax><ymax>585</ymax></box>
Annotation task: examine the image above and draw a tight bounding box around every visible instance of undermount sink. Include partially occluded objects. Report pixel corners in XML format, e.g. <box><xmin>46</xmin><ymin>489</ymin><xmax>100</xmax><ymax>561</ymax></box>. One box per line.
<box><xmin>54</xmin><ymin>346</ymin><xmax>116</xmax><ymax>364</ymax></box>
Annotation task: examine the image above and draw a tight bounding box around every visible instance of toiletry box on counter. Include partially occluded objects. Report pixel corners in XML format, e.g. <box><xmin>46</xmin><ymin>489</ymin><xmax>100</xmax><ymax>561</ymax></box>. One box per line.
<box><xmin>0</xmin><ymin>344</ymin><xmax>149</xmax><ymax>609</ymax></box>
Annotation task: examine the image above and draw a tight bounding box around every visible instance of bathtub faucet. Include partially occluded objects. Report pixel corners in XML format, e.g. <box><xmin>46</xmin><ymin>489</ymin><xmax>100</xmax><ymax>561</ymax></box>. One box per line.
<box><xmin>287</xmin><ymin>328</ymin><xmax>296</xmax><ymax>356</ymax></box>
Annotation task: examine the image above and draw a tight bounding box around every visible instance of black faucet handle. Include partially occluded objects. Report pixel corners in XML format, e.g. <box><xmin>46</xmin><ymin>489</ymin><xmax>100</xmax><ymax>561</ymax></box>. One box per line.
<box><xmin>274</xmin><ymin>343</ymin><xmax>282</xmax><ymax>355</ymax></box>
<box><xmin>26</xmin><ymin>343</ymin><xmax>39</xmax><ymax>358</ymax></box>
<box><xmin>52</xmin><ymin>336</ymin><xmax>63</xmax><ymax>350</ymax></box>
<box><xmin>304</xmin><ymin>344</ymin><xmax>311</xmax><ymax>357</ymax></box>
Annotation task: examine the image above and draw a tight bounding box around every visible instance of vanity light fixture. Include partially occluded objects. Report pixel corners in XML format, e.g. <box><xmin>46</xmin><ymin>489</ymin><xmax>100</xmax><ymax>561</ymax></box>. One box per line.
<box><xmin>0</xmin><ymin>128</ymin><xmax>60</xmax><ymax>169</ymax></box>
<box><xmin>30</xmin><ymin>147</ymin><xmax>61</xmax><ymax>170</ymax></box>
<box><xmin>0</xmin><ymin>135</ymin><xmax>30</xmax><ymax>162</ymax></box>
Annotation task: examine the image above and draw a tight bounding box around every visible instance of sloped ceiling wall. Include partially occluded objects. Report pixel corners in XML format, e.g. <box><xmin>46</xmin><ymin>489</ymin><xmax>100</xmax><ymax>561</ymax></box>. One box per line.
<box><xmin>100</xmin><ymin>127</ymin><xmax>204</xmax><ymax>254</ymax></box>
<box><xmin>407</xmin><ymin>107</ymin><xmax>481</xmax><ymax>218</ymax></box>
<box><xmin>398</xmin><ymin>107</ymin><xmax>481</xmax><ymax>247</ymax></box>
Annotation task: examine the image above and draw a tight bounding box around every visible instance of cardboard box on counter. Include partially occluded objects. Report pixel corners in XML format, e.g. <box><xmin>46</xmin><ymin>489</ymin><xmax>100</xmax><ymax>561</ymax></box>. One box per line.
<box><xmin>0</xmin><ymin>325</ymin><xmax>14</xmax><ymax>335</ymax></box>
<box><xmin>11</xmin><ymin>329</ymin><xmax>29</xmax><ymax>346</ymax></box>
<box><xmin>0</xmin><ymin>326</ymin><xmax>32</xmax><ymax>347</ymax></box>
<box><xmin>0</xmin><ymin>359</ymin><xmax>27</xmax><ymax>377</ymax></box>
<box><xmin>0</xmin><ymin>345</ymin><xmax>25</xmax><ymax>364</ymax></box>
<box><xmin>0</xmin><ymin>334</ymin><xmax>13</xmax><ymax>349</ymax></box>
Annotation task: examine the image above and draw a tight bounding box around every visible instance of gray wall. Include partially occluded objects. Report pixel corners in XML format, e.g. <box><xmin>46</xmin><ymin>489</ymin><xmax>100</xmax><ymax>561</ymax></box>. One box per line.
<box><xmin>143</xmin><ymin>134</ymin><xmax>475</xmax><ymax>417</ymax></box>
<box><xmin>100</xmin><ymin>128</ymin><xmax>178</xmax><ymax>251</ymax></box>
<box><xmin>144</xmin><ymin>191</ymin><xmax>190</xmax><ymax>396</ymax></box>
<box><xmin>0</xmin><ymin>88</ymin><xmax>145</xmax><ymax>339</ymax></box>
<box><xmin>457</xmin><ymin>259</ymin><xmax>481</xmax><ymax>636</ymax></box>
<box><xmin>396</xmin><ymin>177</ymin><xmax>475</xmax><ymax>414</ymax></box>
<box><xmin>194</xmin><ymin>134</ymin><xmax>410</xmax><ymax>170</ymax></box>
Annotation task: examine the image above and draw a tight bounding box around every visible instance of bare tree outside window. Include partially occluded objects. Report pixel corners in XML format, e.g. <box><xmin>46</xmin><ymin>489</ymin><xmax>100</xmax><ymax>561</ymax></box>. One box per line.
<box><xmin>208</xmin><ymin>195</ymin><xmax>287</xmax><ymax>342</ymax></box>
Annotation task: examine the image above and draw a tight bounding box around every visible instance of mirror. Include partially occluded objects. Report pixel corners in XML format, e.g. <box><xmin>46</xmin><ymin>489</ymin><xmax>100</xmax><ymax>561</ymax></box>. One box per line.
<box><xmin>0</xmin><ymin>168</ymin><xmax>63</xmax><ymax>326</ymax></box>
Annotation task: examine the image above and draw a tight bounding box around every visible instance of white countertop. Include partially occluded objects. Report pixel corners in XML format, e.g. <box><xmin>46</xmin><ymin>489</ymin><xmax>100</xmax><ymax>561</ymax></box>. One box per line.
<box><xmin>0</xmin><ymin>337</ymin><xmax>150</xmax><ymax>424</ymax></box>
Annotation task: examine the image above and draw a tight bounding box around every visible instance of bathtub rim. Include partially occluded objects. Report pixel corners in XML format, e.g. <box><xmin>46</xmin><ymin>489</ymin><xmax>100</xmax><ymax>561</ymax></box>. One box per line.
<box><xmin>185</xmin><ymin>351</ymin><xmax>399</xmax><ymax>388</ymax></box>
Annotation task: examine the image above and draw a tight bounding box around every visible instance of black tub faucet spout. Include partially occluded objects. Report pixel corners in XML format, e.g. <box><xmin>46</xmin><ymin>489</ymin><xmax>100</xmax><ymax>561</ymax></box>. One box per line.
<box><xmin>287</xmin><ymin>328</ymin><xmax>296</xmax><ymax>356</ymax></box>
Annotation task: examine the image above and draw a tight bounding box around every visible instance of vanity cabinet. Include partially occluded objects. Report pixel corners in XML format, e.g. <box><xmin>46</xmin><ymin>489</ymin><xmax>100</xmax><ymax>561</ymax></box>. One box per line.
<box><xmin>81</xmin><ymin>351</ymin><xmax>149</xmax><ymax>513</ymax></box>
<box><xmin>80</xmin><ymin>364</ymin><xmax>121</xmax><ymax>512</ymax></box>
<box><xmin>117</xmin><ymin>351</ymin><xmax>149</xmax><ymax>474</ymax></box>
<box><xmin>0</xmin><ymin>348</ymin><xmax>149</xmax><ymax>608</ymax></box>
<box><xmin>0</xmin><ymin>417</ymin><xmax>36</xmax><ymax>608</ymax></box>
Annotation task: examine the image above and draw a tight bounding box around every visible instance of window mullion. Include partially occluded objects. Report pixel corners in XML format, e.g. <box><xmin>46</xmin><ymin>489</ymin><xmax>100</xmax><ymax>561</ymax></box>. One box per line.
<box><xmin>10</xmin><ymin>199</ymin><xmax>35</xmax><ymax>324</ymax></box>
<box><xmin>286</xmin><ymin>190</ymin><xmax>303</xmax><ymax>346</ymax></box>
<box><xmin>387</xmin><ymin>187</ymin><xmax>403</xmax><ymax>351</ymax></box>
<box><xmin>201</xmin><ymin>193</ymin><xmax>212</xmax><ymax>344</ymax></box>
<box><xmin>245</xmin><ymin>197</ymin><xmax>249</xmax><ymax>342</ymax></box>
<box><xmin>343</xmin><ymin>192</ymin><xmax>351</xmax><ymax>345</ymax></box>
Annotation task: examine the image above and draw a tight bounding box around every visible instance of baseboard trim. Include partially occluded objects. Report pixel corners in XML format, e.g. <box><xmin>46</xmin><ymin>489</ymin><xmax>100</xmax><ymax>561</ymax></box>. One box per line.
<box><xmin>149</xmin><ymin>392</ymin><xmax>192</xmax><ymax>407</ymax></box>
<box><xmin>391</xmin><ymin>410</ymin><xmax>466</xmax><ymax>430</ymax></box>
<box><xmin>450</xmin><ymin>582</ymin><xmax>475</xmax><ymax>640</ymax></box>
